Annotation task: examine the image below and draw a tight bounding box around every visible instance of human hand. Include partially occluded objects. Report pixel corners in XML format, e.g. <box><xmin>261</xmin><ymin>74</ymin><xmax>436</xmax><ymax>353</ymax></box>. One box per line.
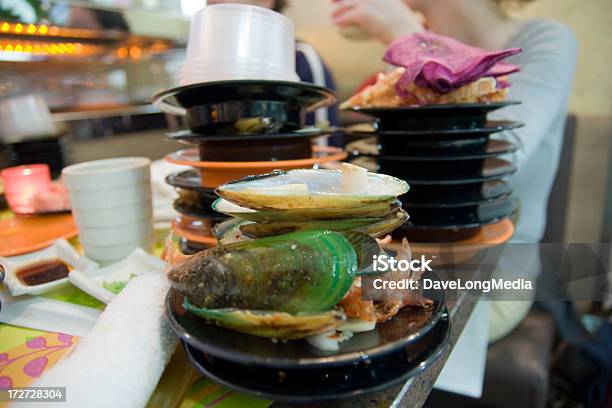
<box><xmin>331</xmin><ymin>0</ymin><xmax>424</xmax><ymax>44</ymax></box>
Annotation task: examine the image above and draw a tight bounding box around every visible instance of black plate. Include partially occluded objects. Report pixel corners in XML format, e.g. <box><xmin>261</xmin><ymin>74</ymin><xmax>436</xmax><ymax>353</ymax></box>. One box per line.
<box><xmin>167</xmin><ymin>127</ymin><xmax>333</xmax><ymax>143</ymax></box>
<box><xmin>166</xmin><ymin>171</ymin><xmax>219</xmax><ymax>215</ymax></box>
<box><xmin>173</xmin><ymin>202</ymin><xmax>226</xmax><ymax>219</ymax></box>
<box><xmin>166</xmin><ymin>170</ymin><xmax>210</xmax><ymax>192</ymax></box>
<box><xmin>346</xmin><ymin>120</ymin><xmax>523</xmax><ymax>137</ymax></box>
<box><xmin>377</xmin><ymin>157</ymin><xmax>516</xmax><ymax>183</ymax></box>
<box><xmin>182</xmin><ymin>311</ymin><xmax>449</xmax><ymax>403</ymax></box>
<box><xmin>166</xmin><ymin>284</ymin><xmax>445</xmax><ymax>369</ymax></box>
<box><xmin>179</xmin><ymin>238</ymin><xmax>209</xmax><ymax>255</ymax></box>
<box><xmin>167</xmin><ymin>131</ymin><xmax>328</xmax><ymax>161</ymax></box>
<box><xmin>187</xmin><ymin>100</ymin><xmax>306</xmax><ymax>134</ymax></box>
<box><xmin>154</xmin><ymin>81</ymin><xmax>336</xmax><ymax>134</ymax></box>
<box><xmin>349</xmin><ymin>101</ymin><xmax>519</xmax><ymax>131</ymax></box>
<box><xmin>403</xmin><ymin>180</ymin><xmax>513</xmax><ymax>207</ymax></box>
<box><xmin>401</xmin><ymin>197</ymin><xmax>518</xmax><ymax>230</ymax></box>
<box><xmin>350</xmin><ymin>139</ymin><xmax>518</xmax><ymax>161</ymax></box>
<box><xmin>154</xmin><ymin>80</ymin><xmax>336</xmax><ymax>112</ymax></box>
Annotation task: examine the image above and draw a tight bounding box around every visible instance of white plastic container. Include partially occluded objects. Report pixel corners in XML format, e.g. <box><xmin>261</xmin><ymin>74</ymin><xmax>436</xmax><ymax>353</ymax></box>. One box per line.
<box><xmin>62</xmin><ymin>157</ymin><xmax>154</xmax><ymax>263</ymax></box>
<box><xmin>62</xmin><ymin>157</ymin><xmax>150</xmax><ymax>191</ymax></box>
<box><xmin>180</xmin><ymin>4</ymin><xmax>299</xmax><ymax>85</ymax></box>
<box><xmin>81</xmin><ymin>235</ymin><xmax>155</xmax><ymax>264</ymax></box>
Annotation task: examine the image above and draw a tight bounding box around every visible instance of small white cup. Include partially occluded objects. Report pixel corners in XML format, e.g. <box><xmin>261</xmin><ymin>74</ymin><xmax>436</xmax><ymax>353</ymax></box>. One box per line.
<box><xmin>68</xmin><ymin>184</ymin><xmax>151</xmax><ymax>210</ymax></box>
<box><xmin>73</xmin><ymin>202</ymin><xmax>153</xmax><ymax>228</ymax></box>
<box><xmin>82</xmin><ymin>235</ymin><xmax>156</xmax><ymax>264</ymax></box>
<box><xmin>62</xmin><ymin>157</ymin><xmax>150</xmax><ymax>191</ymax></box>
<box><xmin>78</xmin><ymin>219</ymin><xmax>154</xmax><ymax>246</ymax></box>
<box><xmin>180</xmin><ymin>4</ymin><xmax>299</xmax><ymax>86</ymax></box>
<box><xmin>62</xmin><ymin>157</ymin><xmax>154</xmax><ymax>263</ymax></box>
<box><xmin>0</xmin><ymin>94</ymin><xmax>57</xmax><ymax>143</ymax></box>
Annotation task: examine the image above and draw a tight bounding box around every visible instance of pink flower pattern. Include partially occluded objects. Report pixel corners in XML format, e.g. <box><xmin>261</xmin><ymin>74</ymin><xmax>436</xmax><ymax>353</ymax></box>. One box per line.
<box><xmin>0</xmin><ymin>333</ymin><xmax>76</xmax><ymax>387</ymax></box>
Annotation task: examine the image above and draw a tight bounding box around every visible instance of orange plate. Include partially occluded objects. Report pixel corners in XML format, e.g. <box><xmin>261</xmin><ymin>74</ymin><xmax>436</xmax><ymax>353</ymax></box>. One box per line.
<box><xmin>164</xmin><ymin>146</ymin><xmax>348</xmax><ymax>188</ymax></box>
<box><xmin>389</xmin><ymin>219</ymin><xmax>514</xmax><ymax>266</ymax></box>
<box><xmin>172</xmin><ymin>221</ymin><xmax>218</xmax><ymax>247</ymax></box>
<box><xmin>0</xmin><ymin>214</ymin><xmax>78</xmax><ymax>257</ymax></box>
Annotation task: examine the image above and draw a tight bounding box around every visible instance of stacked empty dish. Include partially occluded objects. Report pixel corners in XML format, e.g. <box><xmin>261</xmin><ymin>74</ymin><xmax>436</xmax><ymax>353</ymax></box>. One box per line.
<box><xmin>346</xmin><ymin>102</ymin><xmax>523</xmax><ymax>242</ymax></box>
<box><xmin>155</xmin><ymin>81</ymin><xmax>344</xmax><ymax>252</ymax></box>
<box><xmin>154</xmin><ymin>4</ymin><xmax>346</xmax><ymax>252</ymax></box>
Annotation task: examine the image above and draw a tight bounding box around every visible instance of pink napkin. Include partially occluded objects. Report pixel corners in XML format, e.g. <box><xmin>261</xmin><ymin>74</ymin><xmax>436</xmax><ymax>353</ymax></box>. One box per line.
<box><xmin>383</xmin><ymin>32</ymin><xmax>521</xmax><ymax>94</ymax></box>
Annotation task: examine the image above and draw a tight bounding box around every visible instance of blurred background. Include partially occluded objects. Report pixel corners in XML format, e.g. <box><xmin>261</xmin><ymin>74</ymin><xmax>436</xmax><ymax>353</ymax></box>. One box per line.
<box><xmin>0</xmin><ymin>0</ymin><xmax>610</xmax><ymax>244</ymax></box>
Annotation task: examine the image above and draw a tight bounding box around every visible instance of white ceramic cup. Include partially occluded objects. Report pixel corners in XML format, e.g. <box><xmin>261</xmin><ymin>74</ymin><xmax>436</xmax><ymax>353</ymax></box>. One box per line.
<box><xmin>179</xmin><ymin>4</ymin><xmax>299</xmax><ymax>86</ymax></box>
<box><xmin>0</xmin><ymin>94</ymin><xmax>57</xmax><ymax>143</ymax></box>
<box><xmin>62</xmin><ymin>157</ymin><xmax>154</xmax><ymax>263</ymax></box>
<box><xmin>81</xmin><ymin>235</ymin><xmax>156</xmax><ymax>264</ymax></box>
<box><xmin>73</xmin><ymin>202</ymin><xmax>153</xmax><ymax>228</ymax></box>
<box><xmin>62</xmin><ymin>157</ymin><xmax>151</xmax><ymax>191</ymax></box>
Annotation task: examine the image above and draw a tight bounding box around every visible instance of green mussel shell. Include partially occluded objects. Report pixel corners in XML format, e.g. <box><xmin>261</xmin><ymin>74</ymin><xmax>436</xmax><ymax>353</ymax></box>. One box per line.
<box><xmin>216</xmin><ymin>169</ymin><xmax>409</xmax><ymax>210</ymax></box>
<box><xmin>183</xmin><ymin>300</ymin><xmax>346</xmax><ymax>340</ymax></box>
<box><xmin>167</xmin><ymin>230</ymin><xmax>358</xmax><ymax>315</ymax></box>
<box><xmin>212</xmin><ymin>198</ymin><xmax>403</xmax><ymax>222</ymax></box>
<box><xmin>239</xmin><ymin>210</ymin><xmax>409</xmax><ymax>239</ymax></box>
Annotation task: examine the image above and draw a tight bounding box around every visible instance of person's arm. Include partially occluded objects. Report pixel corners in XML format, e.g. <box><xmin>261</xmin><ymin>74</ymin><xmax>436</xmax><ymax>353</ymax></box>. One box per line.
<box><xmin>331</xmin><ymin>0</ymin><xmax>423</xmax><ymax>45</ymax></box>
<box><xmin>491</xmin><ymin>22</ymin><xmax>578</xmax><ymax>167</ymax></box>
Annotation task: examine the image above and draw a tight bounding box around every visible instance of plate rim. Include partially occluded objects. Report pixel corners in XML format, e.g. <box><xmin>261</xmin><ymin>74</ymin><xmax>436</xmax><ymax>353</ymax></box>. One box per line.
<box><xmin>180</xmin><ymin>311</ymin><xmax>450</xmax><ymax>403</ymax></box>
<box><xmin>165</xmin><ymin>285</ymin><xmax>446</xmax><ymax>369</ymax></box>
<box><xmin>165</xmin><ymin>127</ymin><xmax>336</xmax><ymax>143</ymax></box>
<box><xmin>396</xmin><ymin>158</ymin><xmax>517</xmax><ymax>185</ymax></box>
<box><xmin>349</xmin><ymin>140</ymin><xmax>519</xmax><ymax>162</ymax></box>
<box><xmin>404</xmin><ymin>192</ymin><xmax>514</xmax><ymax>209</ymax></box>
<box><xmin>165</xmin><ymin>170</ymin><xmax>215</xmax><ymax>192</ymax></box>
<box><xmin>346</xmin><ymin>100</ymin><xmax>520</xmax><ymax>113</ymax></box>
<box><xmin>346</xmin><ymin>120</ymin><xmax>524</xmax><ymax>136</ymax></box>
<box><xmin>403</xmin><ymin>203</ymin><xmax>518</xmax><ymax>231</ymax></box>
<box><xmin>153</xmin><ymin>79</ymin><xmax>337</xmax><ymax>111</ymax></box>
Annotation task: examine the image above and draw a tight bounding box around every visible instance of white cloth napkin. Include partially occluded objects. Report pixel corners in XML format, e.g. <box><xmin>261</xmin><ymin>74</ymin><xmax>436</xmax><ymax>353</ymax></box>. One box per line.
<box><xmin>30</xmin><ymin>272</ymin><xmax>177</xmax><ymax>408</ymax></box>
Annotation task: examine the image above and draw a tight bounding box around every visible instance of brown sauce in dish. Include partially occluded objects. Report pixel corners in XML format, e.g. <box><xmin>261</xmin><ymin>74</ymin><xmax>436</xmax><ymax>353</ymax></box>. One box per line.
<box><xmin>16</xmin><ymin>260</ymin><xmax>70</xmax><ymax>286</ymax></box>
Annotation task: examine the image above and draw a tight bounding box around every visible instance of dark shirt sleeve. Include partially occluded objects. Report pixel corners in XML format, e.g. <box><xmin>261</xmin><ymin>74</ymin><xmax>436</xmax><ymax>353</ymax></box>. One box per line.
<box><xmin>296</xmin><ymin>48</ymin><xmax>343</xmax><ymax>146</ymax></box>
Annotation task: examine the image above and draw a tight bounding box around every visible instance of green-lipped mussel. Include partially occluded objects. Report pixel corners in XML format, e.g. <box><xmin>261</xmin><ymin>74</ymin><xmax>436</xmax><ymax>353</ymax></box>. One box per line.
<box><xmin>216</xmin><ymin>169</ymin><xmax>409</xmax><ymax>210</ymax></box>
<box><xmin>212</xmin><ymin>198</ymin><xmax>403</xmax><ymax>222</ymax></box>
<box><xmin>167</xmin><ymin>230</ymin><xmax>378</xmax><ymax>315</ymax></box>
<box><xmin>182</xmin><ymin>304</ymin><xmax>346</xmax><ymax>340</ymax></box>
<box><xmin>238</xmin><ymin>210</ymin><xmax>408</xmax><ymax>239</ymax></box>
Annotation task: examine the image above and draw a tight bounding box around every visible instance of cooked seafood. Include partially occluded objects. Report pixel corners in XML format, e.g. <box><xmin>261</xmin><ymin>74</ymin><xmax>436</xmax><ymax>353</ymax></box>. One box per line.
<box><xmin>169</xmin><ymin>164</ymin><xmax>432</xmax><ymax>343</ymax></box>
<box><xmin>212</xmin><ymin>198</ymin><xmax>403</xmax><ymax>222</ymax></box>
<box><xmin>341</xmin><ymin>68</ymin><xmax>510</xmax><ymax>108</ymax></box>
<box><xmin>216</xmin><ymin>169</ymin><xmax>408</xmax><ymax>210</ymax></box>
<box><xmin>238</xmin><ymin>210</ymin><xmax>408</xmax><ymax>239</ymax></box>
<box><xmin>167</xmin><ymin>230</ymin><xmax>362</xmax><ymax>314</ymax></box>
<box><xmin>183</xmin><ymin>305</ymin><xmax>346</xmax><ymax>340</ymax></box>
<box><xmin>341</xmin><ymin>31</ymin><xmax>521</xmax><ymax>108</ymax></box>
<box><xmin>340</xmin><ymin>239</ymin><xmax>434</xmax><ymax>323</ymax></box>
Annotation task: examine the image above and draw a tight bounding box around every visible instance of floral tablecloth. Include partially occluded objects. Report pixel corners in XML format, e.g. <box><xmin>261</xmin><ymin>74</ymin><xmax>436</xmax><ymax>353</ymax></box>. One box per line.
<box><xmin>0</xmin><ymin>210</ymin><xmax>270</xmax><ymax>408</ymax></box>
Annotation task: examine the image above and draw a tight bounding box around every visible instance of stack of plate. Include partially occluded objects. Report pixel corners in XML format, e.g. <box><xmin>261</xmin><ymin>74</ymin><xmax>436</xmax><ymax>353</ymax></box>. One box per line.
<box><xmin>153</xmin><ymin>80</ymin><xmax>344</xmax><ymax>252</ymax></box>
<box><xmin>346</xmin><ymin>102</ymin><xmax>523</xmax><ymax>241</ymax></box>
<box><xmin>166</xmin><ymin>277</ymin><xmax>450</xmax><ymax>402</ymax></box>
